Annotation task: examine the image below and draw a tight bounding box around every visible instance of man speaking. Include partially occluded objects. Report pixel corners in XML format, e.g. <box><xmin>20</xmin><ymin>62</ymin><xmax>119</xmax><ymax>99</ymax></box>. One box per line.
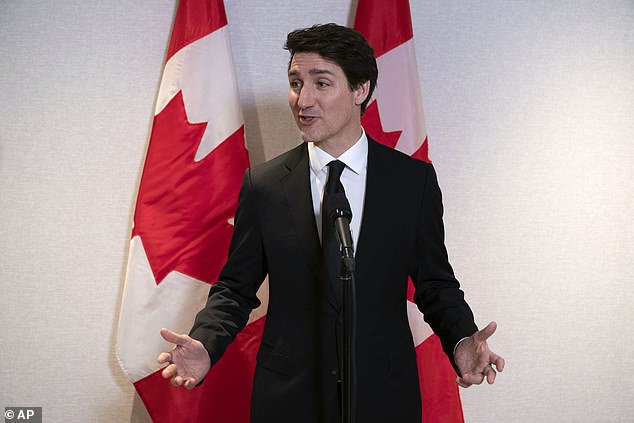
<box><xmin>158</xmin><ymin>23</ymin><xmax>504</xmax><ymax>422</ymax></box>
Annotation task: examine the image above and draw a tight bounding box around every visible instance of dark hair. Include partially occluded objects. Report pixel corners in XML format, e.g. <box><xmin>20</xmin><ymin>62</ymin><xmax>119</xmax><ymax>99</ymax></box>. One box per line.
<box><xmin>285</xmin><ymin>23</ymin><xmax>378</xmax><ymax>114</ymax></box>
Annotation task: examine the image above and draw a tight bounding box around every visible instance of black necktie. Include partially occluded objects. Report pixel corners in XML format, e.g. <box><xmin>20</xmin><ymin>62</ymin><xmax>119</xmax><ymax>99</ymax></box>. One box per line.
<box><xmin>322</xmin><ymin>160</ymin><xmax>347</xmax><ymax>296</ymax></box>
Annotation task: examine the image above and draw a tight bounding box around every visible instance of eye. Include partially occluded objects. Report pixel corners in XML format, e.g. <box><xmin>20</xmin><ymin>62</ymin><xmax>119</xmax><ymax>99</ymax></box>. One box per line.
<box><xmin>289</xmin><ymin>80</ymin><xmax>302</xmax><ymax>89</ymax></box>
<box><xmin>317</xmin><ymin>81</ymin><xmax>330</xmax><ymax>89</ymax></box>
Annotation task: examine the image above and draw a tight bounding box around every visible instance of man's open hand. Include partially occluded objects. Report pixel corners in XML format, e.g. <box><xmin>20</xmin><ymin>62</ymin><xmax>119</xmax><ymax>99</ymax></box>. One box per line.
<box><xmin>455</xmin><ymin>321</ymin><xmax>505</xmax><ymax>388</ymax></box>
<box><xmin>157</xmin><ymin>328</ymin><xmax>211</xmax><ymax>389</ymax></box>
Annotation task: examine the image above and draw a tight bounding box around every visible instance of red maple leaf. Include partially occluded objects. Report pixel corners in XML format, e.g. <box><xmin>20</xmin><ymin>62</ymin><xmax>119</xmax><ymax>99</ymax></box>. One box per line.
<box><xmin>363</xmin><ymin>100</ymin><xmax>430</xmax><ymax>163</ymax></box>
<box><xmin>411</xmin><ymin>135</ymin><xmax>430</xmax><ymax>163</ymax></box>
<box><xmin>132</xmin><ymin>91</ymin><xmax>249</xmax><ymax>285</ymax></box>
<box><xmin>361</xmin><ymin>100</ymin><xmax>403</xmax><ymax>149</ymax></box>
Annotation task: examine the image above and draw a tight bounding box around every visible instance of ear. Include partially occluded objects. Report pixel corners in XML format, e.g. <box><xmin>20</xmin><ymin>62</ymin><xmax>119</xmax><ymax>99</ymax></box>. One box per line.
<box><xmin>353</xmin><ymin>80</ymin><xmax>371</xmax><ymax>107</ymax></box>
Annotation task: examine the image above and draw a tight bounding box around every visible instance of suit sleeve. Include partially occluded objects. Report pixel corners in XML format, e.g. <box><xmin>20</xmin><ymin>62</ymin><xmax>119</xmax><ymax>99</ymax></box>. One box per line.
<box><xmin>189</xmin><ymin>168</ymin><xmax>267</xmax><ymax>366</ymax></box>
<box><xmin>410</xmin><ymin>164</ymin><xmax>478</xmax><ymax>374</ymax></box>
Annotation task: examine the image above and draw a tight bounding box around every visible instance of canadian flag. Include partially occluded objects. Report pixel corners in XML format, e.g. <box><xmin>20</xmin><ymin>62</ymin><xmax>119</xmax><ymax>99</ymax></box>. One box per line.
<box><xmin>116</xmin><ymin>0</ymin><xmax>265</xmax><ymax>421</ymax></box>
<box><xmin>354</xmin><ymin>0</ymin><xmax>466</xmax><ymax>421</ymax></box>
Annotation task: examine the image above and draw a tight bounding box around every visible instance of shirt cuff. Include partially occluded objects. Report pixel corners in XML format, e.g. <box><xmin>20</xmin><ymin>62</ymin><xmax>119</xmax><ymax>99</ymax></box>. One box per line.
<box><xmin>453</xmin><ymin>336</ymin><xmax>470</xmax><ymax>358</ymax></box>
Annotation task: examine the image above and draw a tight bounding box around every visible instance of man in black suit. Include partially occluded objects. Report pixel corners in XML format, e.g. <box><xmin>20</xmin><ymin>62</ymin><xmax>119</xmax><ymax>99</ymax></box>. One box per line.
<box><xmin>158</xmin><ymin>23</ymin><xmax>504</xmax><ymax>422</ymax></box>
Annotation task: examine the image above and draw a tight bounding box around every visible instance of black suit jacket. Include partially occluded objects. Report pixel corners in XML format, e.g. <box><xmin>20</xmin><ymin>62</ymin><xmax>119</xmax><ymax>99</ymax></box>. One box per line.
<box><xmin>190</xmin><ymin>138</ymin><xmax>477</xmax><ymax>422</ymax></box>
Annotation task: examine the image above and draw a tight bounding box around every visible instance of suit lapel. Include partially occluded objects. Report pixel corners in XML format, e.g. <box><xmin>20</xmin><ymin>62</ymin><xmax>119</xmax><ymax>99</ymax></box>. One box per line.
<box><xmin>355</xmin><ymin>138</ymin><xmax>397</xmax><ymax>271</ymax></box>
<box><xmin>279</xmin><ymin>143</ymin><xmax>340</xmax><ymax>310</ymax></box>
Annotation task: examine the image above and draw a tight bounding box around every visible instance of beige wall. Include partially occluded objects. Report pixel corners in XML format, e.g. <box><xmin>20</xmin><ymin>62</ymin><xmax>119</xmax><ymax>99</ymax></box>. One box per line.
<box><xmin>1</xmin><ymin>1</ymin><xmax>633</xmax><ymax>421</ymax></box>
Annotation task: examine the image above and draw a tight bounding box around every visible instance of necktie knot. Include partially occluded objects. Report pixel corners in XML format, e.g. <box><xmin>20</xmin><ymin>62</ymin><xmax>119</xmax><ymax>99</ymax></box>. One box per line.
<box><xmin>326</xmin><ymin>160</ymin><xmax>346</xmax><ymax>195</ymax></box>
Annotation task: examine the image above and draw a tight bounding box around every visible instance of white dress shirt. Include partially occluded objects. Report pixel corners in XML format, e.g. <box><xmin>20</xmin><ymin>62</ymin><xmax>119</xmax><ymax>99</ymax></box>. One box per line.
<box><xmin>307</xmin><ymin>131</ymin><xmax>368</xmax><ymax>249</ymax></box>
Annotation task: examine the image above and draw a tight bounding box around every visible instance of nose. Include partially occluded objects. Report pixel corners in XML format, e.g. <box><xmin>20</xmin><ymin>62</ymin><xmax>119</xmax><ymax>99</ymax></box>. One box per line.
<box><xmin>296</xmin><ymin>85</ymin><xmax>314</xmax><ymax>109</ymax></box>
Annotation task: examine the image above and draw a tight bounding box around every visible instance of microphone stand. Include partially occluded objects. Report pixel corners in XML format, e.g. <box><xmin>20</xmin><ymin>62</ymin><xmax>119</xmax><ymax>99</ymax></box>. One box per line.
<box><xmin>328</xmin><ymin>204</ymin><xmax>357</xmax><ymax>423</ymax></box>
<box><xmin>340</xmin><ymin>246</ymin><xmax>356</xmax><ymax>423</ymax></box>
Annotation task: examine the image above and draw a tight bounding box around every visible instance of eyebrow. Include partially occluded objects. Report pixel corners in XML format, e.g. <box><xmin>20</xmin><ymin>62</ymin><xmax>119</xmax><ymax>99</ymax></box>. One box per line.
<box><xmin>288</xmin><ymin>68</ymin><xmax>336</xmax><ymax>77</ymax></box>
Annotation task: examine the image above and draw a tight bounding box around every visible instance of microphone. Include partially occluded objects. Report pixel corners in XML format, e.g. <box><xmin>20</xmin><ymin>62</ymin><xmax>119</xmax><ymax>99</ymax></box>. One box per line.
<box><xmin>324</xmin><ymin>192</ymin><xmax>355</xmax><ymax>268</ymax></box>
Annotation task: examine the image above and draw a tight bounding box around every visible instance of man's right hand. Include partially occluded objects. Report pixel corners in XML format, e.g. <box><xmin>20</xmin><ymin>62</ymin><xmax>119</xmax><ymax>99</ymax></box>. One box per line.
<box><xmin>157</xmin><ymin>328</ymin><xmax>211</xmax><ymax>389</ymax></box>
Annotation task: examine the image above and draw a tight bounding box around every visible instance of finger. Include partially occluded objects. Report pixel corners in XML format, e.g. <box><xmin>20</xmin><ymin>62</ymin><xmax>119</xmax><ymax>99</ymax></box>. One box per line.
<box><xmin>494</xmin><ymin>355</ymin><xmax>505</xmax><ymax>372</ymax></box>
<box><xmin>171</xmin><ymin>375</ymin><xmax>185</xmax><ymax>387</ymax></box>
<box><xmin>184</xmin><ymin>378</ymin><xmax>197</xmax><ymax>390</ymax></box>
<box><xmin>456</xmin><ymin>377</ymin><xmax>471</xmax><ymax>388</ymax></box>
<box><xmin>160</xmin><ymin>328</ymin><xmax>192</xmax><ymax>346</ymax></box>
<box><xmin>483</xmin><ymin>365</ymin><xmax>497</xmax><ymax>384</ymax></box>
<box><xmin>161</xmin><ymin>363</ymin><xmax>178</xmax><ymax>379</ymax></box>
<box><xmin>475</xmin><ymin>321</ymin><xmax>497</xmax><ymax>342</ymax></box>
<box><xmin>459</xmin><ymin>372</ymin><xmax>485</xmax><ymax>386</ymax></box>
<box><xmin>157</xmin><ymin>352</ymin><xmax>172</xmax><ymax>365</ymax></box>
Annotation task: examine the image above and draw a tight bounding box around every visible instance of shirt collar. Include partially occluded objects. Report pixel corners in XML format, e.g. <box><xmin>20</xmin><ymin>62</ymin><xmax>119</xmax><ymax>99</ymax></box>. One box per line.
<box><xmin>308</xmin><ymin>130</ymin><xmax>368</xmax><ymax>175</ymax></box>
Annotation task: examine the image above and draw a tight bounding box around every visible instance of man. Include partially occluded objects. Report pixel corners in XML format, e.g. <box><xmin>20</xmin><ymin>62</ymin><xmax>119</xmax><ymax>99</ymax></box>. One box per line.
<box><xmin>158</xmin><ymin>23</ymin><xmax>504</xmax><ymax>422</ymax></box>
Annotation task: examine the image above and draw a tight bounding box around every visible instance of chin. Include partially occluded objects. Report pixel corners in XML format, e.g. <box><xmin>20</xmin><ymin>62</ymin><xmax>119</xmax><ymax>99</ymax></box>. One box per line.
<box><xmin>299</xmin><ymin>131</ymin><xmax>319</xmax><ymax>144</ymax></box>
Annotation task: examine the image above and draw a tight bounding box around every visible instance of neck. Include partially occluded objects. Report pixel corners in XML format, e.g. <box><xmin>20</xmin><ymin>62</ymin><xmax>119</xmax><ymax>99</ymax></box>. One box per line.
<box><xmin>314</xmin><ymin>126</ymin><xmax>363</xmax><ymax>158</ymax></box>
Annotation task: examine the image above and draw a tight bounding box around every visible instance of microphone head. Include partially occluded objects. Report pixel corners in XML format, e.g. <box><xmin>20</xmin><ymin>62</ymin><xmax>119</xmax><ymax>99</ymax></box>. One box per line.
<box><xmin>324</xmin><ymin>192</ymin><xmax>352</xmax><ymax>223</ymax></box>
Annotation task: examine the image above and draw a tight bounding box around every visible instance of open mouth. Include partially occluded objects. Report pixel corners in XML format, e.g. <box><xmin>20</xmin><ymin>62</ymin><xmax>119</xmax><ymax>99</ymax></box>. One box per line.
<box><xmin>299</xmin><ymin>115</ymin><xmax>318</xmax><ymax>124</ymax></box>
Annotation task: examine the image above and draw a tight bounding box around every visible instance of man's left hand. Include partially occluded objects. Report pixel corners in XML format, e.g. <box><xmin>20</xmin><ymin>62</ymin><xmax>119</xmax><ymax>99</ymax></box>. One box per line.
<box><xmin>454</xmin><ymin>321</ymin><xmax>505</xmax><ymax>388</ymax></box>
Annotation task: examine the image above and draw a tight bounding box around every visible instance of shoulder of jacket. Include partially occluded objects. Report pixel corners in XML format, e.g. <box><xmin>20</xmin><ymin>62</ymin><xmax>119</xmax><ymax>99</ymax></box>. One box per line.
<box><xmin>368</xmin><ymin>137</ymin><xmax>433</xmax><ymax>176</ymax></box>
<box><xmin>249</xmin><ymin>142</ymin><xmax>307</xmax><ymax>181</ymax></box>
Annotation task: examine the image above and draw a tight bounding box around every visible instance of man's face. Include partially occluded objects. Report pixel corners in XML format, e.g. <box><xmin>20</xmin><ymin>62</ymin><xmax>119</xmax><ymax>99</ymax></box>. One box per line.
<box><xmin>288</xmin><ymin>52</ymin><xmax>368</xmax><ymax>154</ymax></box>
